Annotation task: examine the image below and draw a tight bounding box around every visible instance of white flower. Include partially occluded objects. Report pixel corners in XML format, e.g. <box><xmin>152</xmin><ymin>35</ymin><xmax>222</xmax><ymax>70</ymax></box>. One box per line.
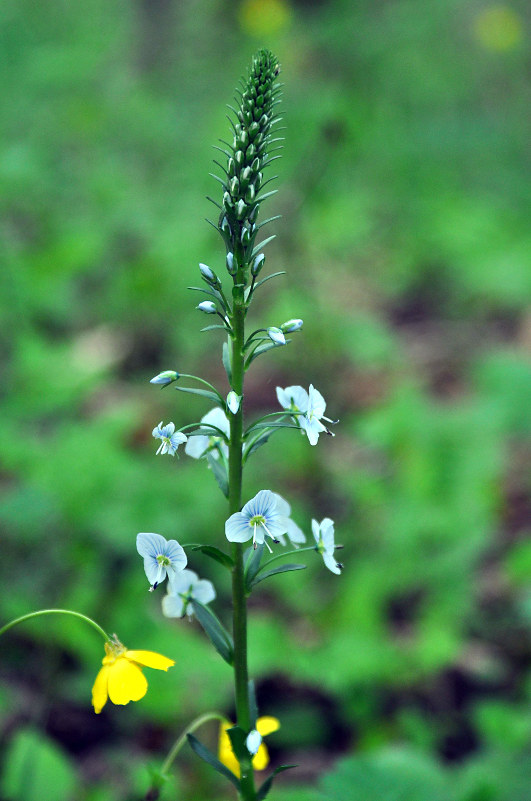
<box><xmin>162</xmin><ymin>569</ymin><xmax>216</xmax><ymax>618</ymax></box>
<box><xmin>225</xmin><ymin>490</ymin><xmax>288</xmax><ymax>551</ymax></box>
<box><xmin>184</xmin><ymin>408</ymin><xmax>230</xmax><ymax>460</ymax></box>
<box><xmin>299</xmin><ymin>385</ymin><xmax>329</xmax><ymax>445</ymax></box>
<box><xmin>312</xmin><ymin>518</ymin><xmax>342</xmax><ymax>575</ymax></box>
<box><xmin>276</xmin><ymin>385</ymin><xmax>309</xmax><ymax>416</ymax></box>
<box><xmin>272</xmin><ymin>493</ymin><xmax>306</xmax><ymax>546</ymax></box>
<box><xmin>152</xmin><ymin>422</ymin><xmax>187</xmax><ymax>456</ymax></box>
<box><xmin>136</xmin><ymin>532</ymin><xmax>188</xmax><ymax>590</ymax></box>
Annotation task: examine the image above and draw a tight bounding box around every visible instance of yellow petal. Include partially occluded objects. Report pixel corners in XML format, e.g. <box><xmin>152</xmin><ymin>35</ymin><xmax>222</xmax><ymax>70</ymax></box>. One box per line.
<box><xmin>107</xmin><ymin>657</ymin><xmax>148</xmax><ymax>705</ymax></box>
<box><xmin>92</xmin><ymin>665</ymin><xmax>110</xmax><ymax>714</ymax></box>
<box><xmin>218</xmin><ymin>723</ymin><xmax>240</xmax><ymax>777</ymax></box>
<box><xmin>252</xmin><ymin>742</ymin><xmax>270</xmax><ymax>771</ymax></box>
<box><xmin>257</xmin><ymin>716</ymin><xmax>280</xmax><ymax>736</ymax></box>
<box><xmin>125</xmin><ymin>650</ymin><xmax>175</xmax><ymax>671</ymax></box>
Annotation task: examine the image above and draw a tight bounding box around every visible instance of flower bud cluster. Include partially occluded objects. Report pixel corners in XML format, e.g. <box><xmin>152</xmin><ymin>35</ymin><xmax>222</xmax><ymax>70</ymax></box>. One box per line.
<box><xmin>218</xmin><ymin>50</ymin><xmax>281</xmax><ymax>276</ymax></box>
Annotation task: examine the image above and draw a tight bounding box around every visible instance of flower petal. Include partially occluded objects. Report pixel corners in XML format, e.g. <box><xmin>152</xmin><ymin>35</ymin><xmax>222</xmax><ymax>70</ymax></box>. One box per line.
<box><xmin>252</xmin><ymin>742</ymin><xmax>270</xmax><ymax>771</ymax></box>
<box><xmin>285</xmin><ymin>518</ymin><xmax>306</xmax><ymax>544</ymax></box>
<box><xmin>125</xmin><ymin>650</ymin><xmax>175</xmax><ymax>670</ymax></box>
<box><xmin>323</xmin><ymin>550</ymin><xmax>342</xmax><ymax>575</ymax></box>
<box><xmin>168</xmin><ymin>568</ymin><xmax>198</xmax><ymax>593</ymax></box>
<box><xmin>136</xmin><ymin>532</ymin><xmax>168</xmax><ymax>558</ymax></box>
<box><xmin>257</xmin><ymin>716</ymin><xmax>281</xmax><ymax>736</ymax></box>
<box><xmin>107</xmin><ymin>659</ymin><xmax>148</xmax><ymax>705</ymax></box>
<box><xmin>193</xmin><ymin>579</ymin><xmax>216</xmax><ymax>605</ymax></box>
<box><xmin>308</xmin><ymin>385</ymin><xmax>326</xmax><ymax>418</ymax></box>
<box><xmin>219</xmin><ymin>723</ymin><xmax>240</xmax><ymax>776</ymax></box>
<box><xmin>162</xmin><ymin>592</ymin><xmax>186</xmax><ymax>618</ymax></box>
<box><xmin>272</xmin><ymin>493</ymin><xmax>291</xmax><ymax>517</ymax></box>
<box><xmin>225</xmin><ymin>512</ymin><xmax>252</xmax><ymax>542</ymax></box>
<box><xmin>92</xmin><ymin>665</ymin><xmax>110</xmax><ymax>714</ymax></box>
<box><xmin>185</xmin><ymin>434</ymin><xmax>209</xmax><ymax>459</ymax></box>
<box><xmin>165</xmin><ymin>540</ymin><xmax>188</xmax><ymax>570</ymax></box>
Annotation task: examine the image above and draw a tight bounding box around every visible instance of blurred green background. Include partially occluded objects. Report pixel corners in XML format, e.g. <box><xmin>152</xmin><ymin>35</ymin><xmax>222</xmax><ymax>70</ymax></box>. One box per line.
<box><xmin>1</xmin><ymin>0</ymin><xmax>530</xmax><ymax>799</ymax></box>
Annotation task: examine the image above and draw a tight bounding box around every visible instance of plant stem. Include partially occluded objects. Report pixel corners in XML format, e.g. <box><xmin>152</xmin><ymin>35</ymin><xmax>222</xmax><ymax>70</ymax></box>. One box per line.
<box><xmin>229</xmin><ymin>273</ymin><xmax>256</xmax><ymax>800</ymax></box>
<box><xmin>0</xmin><ymin>609</ymin><xmax>110</xmax><ymax>641</ymax></box>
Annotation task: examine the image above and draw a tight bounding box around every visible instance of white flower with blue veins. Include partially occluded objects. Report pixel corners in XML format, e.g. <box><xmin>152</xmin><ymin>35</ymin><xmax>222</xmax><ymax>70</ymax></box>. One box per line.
<box><xmin>185</xmin><ymin>408</ymin><xmax>230</xmax><ymax>460</ymax></box>
<box><xmin>276</xmin><ymin>385</ymin><xmax>309</xmax><ymax>417</ymax></box>
<box><xmin>225</xmin><ymin>490</ymin><xmax>289</xmax><ymax>551</ymax></box>
<box><xmin>152</xmin><ymin>421</ymin><xmax>187</xmax><ymax>456</ymax></box>
<box><xmin>312</xmin><ymin>518</ymin><xmax>342</xmax><ymax>575</ymax></box>
<box><xmin>162</xmin><ymin>569</ymin><xmax>216</xmax><ymax>618</ymax></box>
<box><xmin>136</xmin><ymin>532</ymin><xmax>188</xmax><ymax>590</ymax></box>
<box><xmin>273</xmin><ymin>493</ymin><xmax>306</xmax><ymax>546</ymax></box>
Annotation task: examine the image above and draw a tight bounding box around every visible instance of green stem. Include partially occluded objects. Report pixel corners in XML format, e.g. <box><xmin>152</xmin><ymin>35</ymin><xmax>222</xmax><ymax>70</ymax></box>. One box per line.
<box><xmin>228</xmin><ymin>272</ymin><xmax>256</xmax><ymax>801</ymax></box>
<box><xmin>161</xmin><ymin>712</ymin><xmax>226</xmax><ymax>775</ymax></box>
<box><xmin>0</xmin><ymin>609</ymin><xmax>110</xmax><ymax>641</ymax></box>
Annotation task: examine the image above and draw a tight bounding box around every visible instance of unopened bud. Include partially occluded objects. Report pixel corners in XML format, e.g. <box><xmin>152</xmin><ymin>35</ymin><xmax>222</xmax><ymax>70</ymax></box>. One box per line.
<box><xmin>267</xmin><ymin>327</ymin><xmax>286</xmax><ymax>346</ymax></box>
<box><xmin>226</xmin><ymin>391</ymin><xmax>241</xmax><ymax>414</ymax></box>
<box><xmin>199</xmin><ymin>263</ymin><xmax>218</xmax><ymax>284</ymax></box>
<box><xmin>281</xmin><ymin>319</ymin><xmax>303</xmax><ymax>333</ymax></box>
<box><xmin>197</xmin><ymin>301</ymin><xmax>217</xmax><ymax>314</ymax></box>
<box><xmin>150</xmin><ymin>370</ymin><xmax>179</xmax><ymax>386</ymax></box>
<box><xmin>251</xmin><ymin>253</ymin><xmax>265</xmax><ymax>276</ymax></box>
<box><xmin>226</xmin><ymin>252</ymin><xmax>236</xmax><ymax>275</ymax></box>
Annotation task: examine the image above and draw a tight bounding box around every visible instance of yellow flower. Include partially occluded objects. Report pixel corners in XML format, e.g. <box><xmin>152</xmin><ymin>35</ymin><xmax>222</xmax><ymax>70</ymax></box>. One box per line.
<box><xmin>92</xmin><ymin>638</ymin><xmax>175</xmax><ymax>714</ymax></box>
<box><xmin>219</xmin><ymin>716</ymin><xmax>280</xmax><ymax>776</ymax></box>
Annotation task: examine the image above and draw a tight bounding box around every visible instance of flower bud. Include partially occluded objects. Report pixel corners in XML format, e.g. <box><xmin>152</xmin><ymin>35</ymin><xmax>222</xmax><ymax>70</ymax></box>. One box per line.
<box><xmin>267</xmin><ymin>327</ymin><xmax>286</xmax><ymax>346</ymax></box>
<box><xmin>226</xmin><ymin>391</ymin><xmax>241</xmax><ymax>414</ymax></box>
<box><xmin>281</xmin><ymin>319</ymin><xmax>303</xmax><ymax>333</ymax></box>
<box><xmin>251</xmin><ymin>253</ymin><xmax>265</xmax><ymax>276</ymax></box>
<box><xmin>150</xmin><ymin>370</ymin><xmax>179</xmax><ymax>386</ymax></box>
<box><xmin>199</xmin><ymin>263</ymin><xmax>218</xmax><ymax>284</ymax></box>
<box><xmin>226</xmin><ymin>252</ymin><xmax>236</xmax><ymax>275</ymax></box>
<box><xmin>236</xmin><ymin>199</ymin><xmax>247</xmax><ymax>220</ymax></box>
<box><xmin>197</xmin><ymin>301</ymin><xmax>217</xmax><ymax>314</ymax></box>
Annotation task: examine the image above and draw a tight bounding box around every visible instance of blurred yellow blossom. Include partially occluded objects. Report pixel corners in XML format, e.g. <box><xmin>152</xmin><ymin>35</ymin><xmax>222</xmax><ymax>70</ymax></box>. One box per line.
<box><xmin>219</xmin><ymin>716</ymin><xmax>280</xmax><ymax>775</ymax></box>
<box><xmin>474</xmin><ymin>6</ymin><xmax>524</xmax><ymax>52</ymax></box>
<box><xmin>239</xmin><ymin>0</ymin><xmax>292</xmax><ymax>37</ymax></box>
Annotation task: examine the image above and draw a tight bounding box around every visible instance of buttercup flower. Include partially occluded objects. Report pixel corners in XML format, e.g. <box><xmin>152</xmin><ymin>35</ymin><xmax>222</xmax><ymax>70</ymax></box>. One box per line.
<box><xmin>152</xmin><ymin>421</ymin><xmax>187</xmax><ymax>456</ymax></box>
<box><xmin>162</xmin><ymin>569</ymin><xmax>216</xmax><ymax>618</ymax></box>
<box><xmin>150</xmin><ymin>370</ymin><xmax>179</xmax><ymax>386</ymax></box>
<box><xmin>185</xmin><ymin>408</ymin><xmax>230</xmax><ymax>460</ymax></box>
<box><xmin>219</xmin><ymin>716</ymin><xmax>280</xmax><ymax>776</ymax></box>
<box><xmin>273</xmin><ymin>493</ymin><xmax>306</xmax><ymax>546</ymax></box>
<box><xmin>312</xmin><ymin>518</ymin><xmax>342</xmax><ymax>575</ymax></box>
<box><xmin>225</xmin><ymin>490</ymin><xmax>288</xmax><ymax>551</ymax></box>
<box><xmin>92</xmin><ymin>637</ymin><xmax>174</xmax><ymax>714</ymax></box>
<box><xmin>136</xmin><ymin>532</ymin><xmax>187</xmax><ymax>591</ymax></box>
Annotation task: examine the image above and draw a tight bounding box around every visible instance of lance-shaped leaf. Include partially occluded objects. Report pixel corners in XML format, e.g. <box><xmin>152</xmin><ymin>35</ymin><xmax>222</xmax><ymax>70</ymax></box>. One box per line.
<box><xmin>191</xmin><ymin>600</ymin><xmax>234</xmax><ymax>665</ymax></box>
<box><xmin>244</xmin><ymin>543</ymin><xmax>264</xmax><ymax>591</ymax></box>
<box><xmin>175</xmin><ymin>386</ymin><xmax>224</xmax><ymax>406</ymax></box>
<box><xmin>253</xmin><ymin>271</ymin><xmax>286</xmax><ymax>291</ymax></box>
<box><xmin>226</xmin><ymin>726</ymin><xmax>248</xmax><ymax>763</ymax></box>
<box><xmin>248</xmin><ymin>680</ymin><xmax>258</xmax><ymax>729</ymax></box>
<box><xmin>222</xmin><ymin>341</ymin><xmax>232</xmax><ymax>383</ymax></box>
<box><xmin>192</xmin><ymin>544</ymin><xmax>234</xmax><ymax>570</ymax></box>
<box><xmin>251</xmin><ymin>563</ymin><xmax>307</xmax><ymax>588</ymax></box>
<box><xmin>206</xmin><ymin>452</ymin><xmax>229</xmax><ymax>497</ymax></box>
<box><xmin>256</xmin><ymin>765</ymin><xmax>298</xmax><ymax>801</ymax></box>
<box><xmin>187</xmin><ymin>734</ymin><xmax>240</xmax><ymax>790</ymax></box>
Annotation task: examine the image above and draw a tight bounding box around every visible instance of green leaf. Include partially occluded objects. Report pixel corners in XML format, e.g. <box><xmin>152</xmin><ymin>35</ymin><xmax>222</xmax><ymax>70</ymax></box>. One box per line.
<box><xmin>256</xmin><ymin>214</ymin><xmax>282</xmax><ymax>230</ymax></box>
<box><xmin>1</xmin><ymin>728</ymin><xmax>76</xmax><ymax>801</ymax></box>
<box><xmin>251</xmin><ymin>235</ymin><xmax>277</xmax><ymax>258</ymax></box>
<box><xmin>201</xmin><ymin>324</ymin><xmax>229</xmax><ymax>333</ymax></box>
<box><xmin>243</xmin><ymin>428</ymin><xmax>274</xmax><ymax>460</ymax></box>
<box><xmin>226</xmin><ymin>726</ymin><xmax>248</xmax><ymax>762</ymax></box>
<box><xmin>256</xmin><ymin>765</ymin><xmax>298</xmax><ymax>801</ymax></box>
<box><xmin>245</xmin><ymin>544</ymin><xmax>264</xmax><ymax>590</ymax></box>
<box><xmin>248</xmin><ymin>680</ymin><xmax>258</xmax><ymax>728</ymax></box>
<box><xmin>251</xmin><ymin>563</ymin><xmax>307</xmax><ymax>586</ymax></box>
<box><xmin>245</xmin><ymin>340</ymin><xmax>289</xmax><ymax>369</ymax></box>
<box><xmin>191</xmin><ymin>600</ymin><xmax>234</xmax><ymax>665</ymax></box>
<box><xmin>206</xmin><ymin>452</ymin><xmax>229</xmax><ymax>497</ymax></box>
<box><xmin>186</xmin><ymin>734</ymin><xmax>240</xmax><ymax>790</ymax></box>
<box><xmin>188</xmin><ymin>285</ymin><xmax>219</xmax><ymax>299</ymax></box>
<box><xmin>175</xmin><ymin>386</ymin><xmax>224</xmax><ymax>406</ymax></box>
<box><xmin>222</xmin><ymin>341</ymin><xmax>232</xmax><ymax>383</ymax></box>
<box><xmin>253</xmin><ymin>271</ymin><xmax>286</xmax><ymax>290</ymax></box>
<box><xmin>191</xmin><ymin>544</ymin><xmax>234</xmax><ymax>570</ymax></box>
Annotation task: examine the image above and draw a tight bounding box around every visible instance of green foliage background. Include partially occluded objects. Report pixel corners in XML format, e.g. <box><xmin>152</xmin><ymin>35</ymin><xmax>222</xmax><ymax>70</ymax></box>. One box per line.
<box><xmin>0</xmin><ymin>1</ymin><xmax>530</xmax><ymax>799</ymax></box>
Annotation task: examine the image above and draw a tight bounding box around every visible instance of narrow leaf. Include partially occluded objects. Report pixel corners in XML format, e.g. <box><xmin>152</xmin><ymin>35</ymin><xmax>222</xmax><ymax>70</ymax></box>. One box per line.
<box><xmin>251</xmin><ymin>564</ymin><xmax>307</xmax><ymax>587</ymax></box>
<box><xmin>251</xmin><ymin>235</ymin><xmax>277</xmax><ymax>258</ymax></box>
<box><xmin>245</xmin><ymin>544</ymin><xmax>264</xmax><ymax>590</ymax></box>
<box><xmin>226</xmin><ymin>726</ymin><xmax>248</xmax><ymax>762</ymax></box>
<box><xmin>201</xmin><ymin>324</ymin><xmax>229</xmax><ymax>333</ymax></box>
<box><xmin>253</xmin><ymin>271</ymin><xmax>286</xmax><ymax>290</ymax></box>
<box><xmin>192</xmin><ymin>545</ymin><xmax>234</xmax><ymax>570</ymax></box>
<box><xmin>256</xmin><ymin>765</ymin><xmax>298</xmax><ymax>801</ymax></box>
<box><xmin>206</xmin><ymin>452</ymin><xmax>229</xmax><ymax>497</ymax></box>
<box><xmin>191</xmin><ymin>600</ymin><xmax>233</xmax><ymax>665</ymax></box>
<box><xmin>222</xmin><ymin>341</ymin><xmax>232</xmax><ymax>383</ymax></box>
<box><xmin>256</xmin><ymin>215</ymin><xmax>282</xmax><ymax>230</ymax></box>
<box><xmin>186</xmin><ymin>734</ymin><xmax>240</xmax><ymax>790</ymax></box>
<box><xmin>188</xmin><ymin>286</ymin><xmax>219</xmax><ymax>299</ymax></box>
<box><xmin>175</xmin><ymin>386</ymin><xmax>224</xmax><ymax>405</ymax></box>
